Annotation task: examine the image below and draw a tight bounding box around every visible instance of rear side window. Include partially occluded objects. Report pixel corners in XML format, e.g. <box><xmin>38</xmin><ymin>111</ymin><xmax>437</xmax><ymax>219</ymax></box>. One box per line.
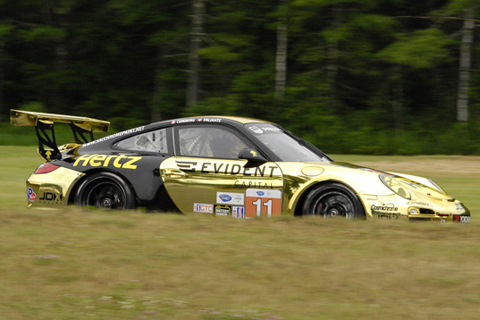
<box><xmin>116</xmin><ymin>129</ymin><xmax>168</xmax><ymax>153</ymax></box>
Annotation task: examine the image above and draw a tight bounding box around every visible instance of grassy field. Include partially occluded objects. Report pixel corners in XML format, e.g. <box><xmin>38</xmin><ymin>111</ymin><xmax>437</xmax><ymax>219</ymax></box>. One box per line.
<box><xmin>1</xmin><ymin>146</ymin><xmax>480</xmax><ymax>320</ymax></box>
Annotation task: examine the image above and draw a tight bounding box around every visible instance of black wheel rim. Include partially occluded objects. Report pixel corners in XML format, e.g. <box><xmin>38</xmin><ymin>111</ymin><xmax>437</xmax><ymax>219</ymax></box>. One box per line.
<box><xmin>84</xmin><ymin>181</ymin><xmax>126</xmax><ymax>209</ymax></box>
<box><xmin>312</xmin><ymin>190</ymin><xmax>356</xmax><ymax>219</ymax></box>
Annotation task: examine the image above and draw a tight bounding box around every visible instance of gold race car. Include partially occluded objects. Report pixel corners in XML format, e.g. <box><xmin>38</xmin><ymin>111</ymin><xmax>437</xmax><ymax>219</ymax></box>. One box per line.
<box><xmin>11</xmin><ymin>109</ymin><xmax>470</xmax><ymax>222</ymax></box>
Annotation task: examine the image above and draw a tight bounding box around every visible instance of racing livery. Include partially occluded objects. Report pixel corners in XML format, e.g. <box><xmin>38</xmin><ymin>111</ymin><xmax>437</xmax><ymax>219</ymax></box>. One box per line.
<box><xmin>11</xmin><ymin>109</ymin><xmax>470</xmax><ymax>222</ymax></box>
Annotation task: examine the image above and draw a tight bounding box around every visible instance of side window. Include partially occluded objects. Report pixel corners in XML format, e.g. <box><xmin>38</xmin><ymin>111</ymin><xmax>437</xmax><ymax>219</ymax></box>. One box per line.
<box><xmin>116</xmin><ymin>129</ymin><xmax>168</xmax><ymax>153</ymax></box>
<box><xmin>178</xmin><ymin>126</ymin><xmax>249</xmax><ymax>159</ymax></box>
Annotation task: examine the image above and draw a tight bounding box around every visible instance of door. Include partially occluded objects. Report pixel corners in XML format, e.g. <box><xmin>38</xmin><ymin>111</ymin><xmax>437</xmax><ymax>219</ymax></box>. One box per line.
<box><xmin>160</xmin><ymin>124</ymin><xmax>284</xmax><ymax>218</ymax></box>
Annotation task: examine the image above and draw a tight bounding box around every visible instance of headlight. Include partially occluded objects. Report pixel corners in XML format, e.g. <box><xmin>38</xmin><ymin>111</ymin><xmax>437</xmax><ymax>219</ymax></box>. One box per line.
<box><xmin>379</xmin><ymin>174</ymin><xmax>412</xmax><ymax>199</ymax></box>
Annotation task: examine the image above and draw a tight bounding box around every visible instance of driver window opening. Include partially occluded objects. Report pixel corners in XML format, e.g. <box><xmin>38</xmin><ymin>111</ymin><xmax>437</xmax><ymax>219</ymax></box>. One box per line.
<box><xmin>178</xmin><ymin>127</ymin><xmax>248</xmax><ymax>159</ymax></box>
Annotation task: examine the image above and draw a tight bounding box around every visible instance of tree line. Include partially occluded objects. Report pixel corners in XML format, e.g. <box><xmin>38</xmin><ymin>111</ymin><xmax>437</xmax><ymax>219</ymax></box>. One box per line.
<box><xmin>0</xmin><ymin>0</ymin><xmax>479</xmax><ymax>154</ymax></box>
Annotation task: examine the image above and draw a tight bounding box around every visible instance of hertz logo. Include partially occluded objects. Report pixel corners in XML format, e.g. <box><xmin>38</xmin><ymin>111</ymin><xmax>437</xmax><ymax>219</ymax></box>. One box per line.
<box><xmin>73</xmin><ymin>154</ymin><xmax>142</xmax><ymax>169</ymax></box>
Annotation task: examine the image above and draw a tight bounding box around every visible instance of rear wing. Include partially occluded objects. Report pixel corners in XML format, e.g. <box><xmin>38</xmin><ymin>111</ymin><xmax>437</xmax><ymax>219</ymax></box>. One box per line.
<box><xmin>10</xmin><ymin>109</ymin><xmax>110</xmax><ymax>161</ymax></box>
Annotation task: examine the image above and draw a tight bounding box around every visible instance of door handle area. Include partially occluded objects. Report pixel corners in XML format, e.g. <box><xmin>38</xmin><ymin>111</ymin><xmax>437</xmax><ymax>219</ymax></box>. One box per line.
<box><xmin>163</xmin><ymin>168</ymin><xmax>186</xmax><ymax>178</ymax></box>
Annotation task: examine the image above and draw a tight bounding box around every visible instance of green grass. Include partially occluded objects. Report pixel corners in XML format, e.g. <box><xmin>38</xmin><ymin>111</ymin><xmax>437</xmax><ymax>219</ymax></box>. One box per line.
<box><xmin>1</xmin><ymin>147</ymin><xmax>480</xmax><ymax>319</ymax></box>
<box><xmin>0</xmin><ymin>146</ymin><xmax>44</xmax><ymax>209</ymax></box>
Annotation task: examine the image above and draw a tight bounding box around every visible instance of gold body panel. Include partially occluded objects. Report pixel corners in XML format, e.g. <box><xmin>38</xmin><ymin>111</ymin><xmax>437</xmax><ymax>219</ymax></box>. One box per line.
<box><xmin>161</xmin><ymin>158</ymin><xmax>469</xmax><ymax>221</ymax></box>
<box><xmin>10</xmin><ymin>109</ymin><xmax>109</xmax><ymax>132</ymax></box>
<box><xmin>26</xmin><ymin>167</ymin><xmax>85</xmax><ymax>208</ymax></box>
<box><xmin>160</xmin><ymin>157</ymin><xmax>283</xmax><ymax>217</ymax></box>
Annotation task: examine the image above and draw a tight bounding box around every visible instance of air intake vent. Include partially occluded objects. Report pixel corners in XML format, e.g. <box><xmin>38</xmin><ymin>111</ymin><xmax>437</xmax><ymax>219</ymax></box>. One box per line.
<box><xmin>419</xmin><ymin>208</ymin><xmax>435</xmax><ymax>215</ymax></box>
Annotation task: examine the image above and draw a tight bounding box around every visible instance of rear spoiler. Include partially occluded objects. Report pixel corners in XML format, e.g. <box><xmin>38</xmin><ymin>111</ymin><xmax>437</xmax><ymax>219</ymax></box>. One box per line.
<box><xmin>10</xmin><ymin>109</ymin><xmax>110</xmax><ymax>161</ymax></box>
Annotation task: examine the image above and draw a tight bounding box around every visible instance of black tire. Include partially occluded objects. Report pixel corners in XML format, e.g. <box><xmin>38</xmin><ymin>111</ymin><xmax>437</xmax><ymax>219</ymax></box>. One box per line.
<box><xmin>74</xmin><ymin>172</ymin><xmax>135</xmax><ymax>210</ymax></box>
<box><xmin>302</xmin><ymin>183</ymin><xmax>365</xmax><ymax>219</ymax></box>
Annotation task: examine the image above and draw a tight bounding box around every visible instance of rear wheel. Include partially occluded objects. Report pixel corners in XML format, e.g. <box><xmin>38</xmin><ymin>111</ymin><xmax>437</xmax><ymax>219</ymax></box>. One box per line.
<box><xmin>75</xmin><ymin>172</ymin><xmax>135</xmax><ymax>210</ymax></box>
<box><xmin>302</xmin><ymin>183</ymin><xmax>365</xmax><ymax>219</ymax></box>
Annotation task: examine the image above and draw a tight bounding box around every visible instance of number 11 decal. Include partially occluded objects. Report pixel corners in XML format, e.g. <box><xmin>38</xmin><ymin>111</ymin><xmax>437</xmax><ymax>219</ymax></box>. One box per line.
<box><xmin>246</xmin><ymin>189</ymin><xmax>281</xmax><ymax>218</ymax></box>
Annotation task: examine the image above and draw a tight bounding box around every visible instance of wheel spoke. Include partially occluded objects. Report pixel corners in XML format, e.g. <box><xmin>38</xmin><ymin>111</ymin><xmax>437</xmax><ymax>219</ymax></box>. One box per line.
<box><xmin>314</xmin><ymin>192</ymin><xmax>355</xmax><ymax>218</ymax></box>
<box><xmin>303</xmin><ymin>184</ymin><xmax>365</xmax><ymax>219</ymax></box>
<box><xmin>76</xmin><ymin>173</ymin><xmax>134</xmax><ymax>210</ymax></box>
<box><xmin>85</xmin><ymin>181</ymin><xmax>126</xmax><ymax>209</ymax></box>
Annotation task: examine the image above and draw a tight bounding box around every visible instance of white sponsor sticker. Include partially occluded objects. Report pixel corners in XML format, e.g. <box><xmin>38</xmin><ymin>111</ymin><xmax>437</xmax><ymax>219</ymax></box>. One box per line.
<box><xmin>193</xmin><ymin>203</ymin><xmax>213</xmax><ymax>213</ymax></box>
<box><xmin>248</xmin><ymin>126</ymin><xmax>263</xmax><ymax>134</ymax></box>
<box><xmin>216</xmin><ymin>192</ymin><xmax>245</xmax><ymax>205</ymax></box>
<box><xmin>246</xmin><ymin>189</ymin><xmax>281</xmax><ymax>199</ymax></box>
<box><xmin>232</xmin><ymin>206</ymin><xmax>245</xmax><ymax>219</ymax></box>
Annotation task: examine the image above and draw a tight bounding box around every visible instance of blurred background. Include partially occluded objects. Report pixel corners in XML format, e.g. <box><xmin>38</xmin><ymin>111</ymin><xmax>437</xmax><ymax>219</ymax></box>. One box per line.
<box><xmin>0</xmin><ymin>0</ymin><xmax>479</xmax><ymax>155</ymax></box>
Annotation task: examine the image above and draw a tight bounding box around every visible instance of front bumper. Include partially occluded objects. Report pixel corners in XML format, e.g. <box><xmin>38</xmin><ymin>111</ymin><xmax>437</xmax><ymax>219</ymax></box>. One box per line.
<box><xmin>362</xmin><ymin>195</ymin><xmax>471</xmax><ymax>223</ymax></box>
<box><xmin>407</xmin><ymin>202</ymin><xmax>470</xmax><ymax>223</ymax></box>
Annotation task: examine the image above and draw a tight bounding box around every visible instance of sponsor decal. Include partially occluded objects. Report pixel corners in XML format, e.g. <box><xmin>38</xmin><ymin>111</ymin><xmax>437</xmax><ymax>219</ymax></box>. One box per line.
<box><xmin>216</xmin><ymin>192</ymin><xmax>244</xmax><ymax>205</ymax></box>
<box><xmin>406</xmin><ymin>201</ymin><xmax>433</xmax><ymax>208</ymax></box>
<box><xmin>27</xmin><ymin>187</ymin><xmax>36</xmax><ymax>202</ymax></box>
<box><xmin>175</xmin><ymin>160</ymin><xmax>280</xmax><ymax>177</ymax></box>
<box><xmin>376</xmin><ymin>214</ymin><xmax>400</xmax><ymax>220</ymax></box>
<box><xmin>248</xmin><ymin>126</ymin><xmax>281</xmax><ymax>134</ymax></box>
<box><xmin>371</xmin><ymin>204</ymin><xmax>399</xmax><ymax>213</ymax></box>
<box><xmin>371</xmin><ymin>203</ymin><xmax>401</xmax><ymax>219</ymax></box>
<box><xmin>234</xmin><ymin>180</ymin><xmax>274</xmax><ymax>189</ymax></box>
<box><xmin>45</xmin><ymin>150</ymin><xmax>53</xmax><ymax>161</ymax></box>
<box><xmin>214</xmin><ymin>205</ymin><xmax>231</xmax><ymax>216</ymax></box>
<box><xmin>249</xmin><ymin>126</ymin><xmax>263</xmax><ymax>134</ymax></box>
<box><xmin>170</xmin><ymin>119</ymin><xmax>195</xmax><ymax>124</ymax></box>
<box><xmin>232</xmin><ymin>206</ymin><xmax>245</xmax><ymax>219</ymax></box>
<box><xmin>194</xmin><ymin>203</ymin><xmax>213</xmax><ymax>213</ymax></box>
<box><xmin>245</xmin><ymin>188</ymin><xmax>282</xmax><ymax>218</ymax></box>
<box><xmin>38</xmin><ymin>192</ymin><xmax>63</xmax><ymax>204</ymax></box>
<box><xmin>197</xmin><ymin>118</ymin><xmax>222</xmax><ymax>123</ymax></box>
<box><xmin>453</xmin><ymin>215</ymin><xmax>470</xmax><ymax>223</ymax></box>
<box><xmin>262</xmin><ymin>127</ymin><xmax>281</xmax><ymax>133</ymax></box>
<box><xmin>219</xmin><ymin>194</ymin><xmax>232</xmax><ymax>202</ymax></box>
<box><xmin>176</xmin><ymin>161</ymin><xmax>198</xmax><ymax>171</ymax></box>
<box><xmin>73</xmin><ymin>154</ymin><xmax>142</xmax><ymax>169</ymax></box>
<box><xmin>455</xmin><ymin>203</ymin><xmax>466</xmax><ymax>214</ymax></box>
<box><xmin>82</xmin><ymin>126</ymin><xmax>145</xmax><ymax>147</ymax></box>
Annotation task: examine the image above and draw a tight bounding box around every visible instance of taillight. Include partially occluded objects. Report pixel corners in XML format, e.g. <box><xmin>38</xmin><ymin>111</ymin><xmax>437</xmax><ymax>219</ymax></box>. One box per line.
<box><xmin>34</xmin><ymin>163</ymin><xmax>60</xmax><ymax>174</ymax></box>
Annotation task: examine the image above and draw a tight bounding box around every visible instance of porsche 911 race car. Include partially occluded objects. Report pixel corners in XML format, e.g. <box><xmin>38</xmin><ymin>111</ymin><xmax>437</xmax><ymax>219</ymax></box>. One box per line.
<box><xmin>10</xmin><ymin>109</ymin><xmax>470</xmax><ymax>222</ymax></box>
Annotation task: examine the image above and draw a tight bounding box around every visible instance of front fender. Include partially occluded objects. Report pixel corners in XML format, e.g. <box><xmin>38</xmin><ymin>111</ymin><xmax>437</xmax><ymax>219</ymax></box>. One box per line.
<box><xmin>277</xmin><ymin>162</ymin><xmax>393</xmax><ymax>216</ymax></box>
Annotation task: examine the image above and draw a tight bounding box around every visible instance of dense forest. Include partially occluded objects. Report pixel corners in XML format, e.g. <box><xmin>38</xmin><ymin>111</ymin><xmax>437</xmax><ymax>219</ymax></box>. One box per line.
<box><xmin>1</xmin><ymin>0</ymin><xmax>479</xmax><ymax>154</ymax></box>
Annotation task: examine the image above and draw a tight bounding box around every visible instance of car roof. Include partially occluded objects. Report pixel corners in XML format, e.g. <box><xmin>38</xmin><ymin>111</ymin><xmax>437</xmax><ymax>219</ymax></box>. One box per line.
<box><xmin>210</xmin><ymin>116</ymin><xmax>271</xmax><ymax>124</ymax></box>
<box><xmin>165</xmin><ymin>115</ymin><xmax>271</xmax><ymax>125</ymax></box>
<box><xmin>81</xmin><ymin>116</ymin><xmax>274</xmax><ymax>150</ymax></box>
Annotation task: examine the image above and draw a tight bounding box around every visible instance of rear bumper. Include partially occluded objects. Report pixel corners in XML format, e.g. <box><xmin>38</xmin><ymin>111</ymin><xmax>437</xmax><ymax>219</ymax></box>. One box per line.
<box><xmin>26</xmin><ymin>167</ymin><xmax>85</xmax><ymax>208</ymax></box>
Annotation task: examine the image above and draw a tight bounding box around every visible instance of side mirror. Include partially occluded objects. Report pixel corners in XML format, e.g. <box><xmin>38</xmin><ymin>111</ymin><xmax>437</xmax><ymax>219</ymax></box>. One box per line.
<box><xmin>238</xmin><ymin>148</ymin><xmax>267</xmax><ymax>164</ymax></box>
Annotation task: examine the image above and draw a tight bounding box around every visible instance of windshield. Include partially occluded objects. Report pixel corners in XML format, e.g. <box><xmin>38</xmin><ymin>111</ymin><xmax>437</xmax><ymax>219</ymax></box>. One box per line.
<box><xmin>246</xmin><ymin>123</ymin><xmax>330</xmax><ymax>162</ymax></box>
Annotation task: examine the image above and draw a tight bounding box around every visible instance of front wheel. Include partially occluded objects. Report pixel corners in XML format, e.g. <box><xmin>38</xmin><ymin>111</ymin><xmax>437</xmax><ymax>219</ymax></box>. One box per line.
<box><xmin>302</xmin><ymin>183</ymin><xmax>365</xmax><ymax>219</ymax></box>
<box><xmin>74</xmin><ymin>172</ymin><xmax>135</xmax><ymax>210</ymax></box>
